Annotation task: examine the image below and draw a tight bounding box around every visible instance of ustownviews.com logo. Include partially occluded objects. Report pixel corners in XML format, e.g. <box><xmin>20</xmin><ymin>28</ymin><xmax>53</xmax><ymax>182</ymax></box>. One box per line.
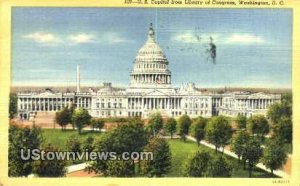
<box><xmin>20</xmin><ymin>149</ymin><xmax>154</xmax><ymax>161</ymax></box>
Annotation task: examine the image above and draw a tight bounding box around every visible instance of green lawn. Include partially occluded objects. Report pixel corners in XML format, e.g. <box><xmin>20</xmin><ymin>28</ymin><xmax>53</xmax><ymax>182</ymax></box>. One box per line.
<box><xmin>166</xmin><ymin>139</ymin><xmax>275</xmax><ymax>178</ymax></box>
<box><xmin>41</xmin><ymin>129</ymin><xmax>103</xmax><ymax>150</ymax></box>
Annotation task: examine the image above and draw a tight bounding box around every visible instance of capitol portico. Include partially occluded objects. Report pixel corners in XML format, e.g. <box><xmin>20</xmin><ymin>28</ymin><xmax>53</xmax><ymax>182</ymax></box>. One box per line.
<box><xmin>17</xmin><ymin>23</ymin><xmax>281</xmax><ymax>120</ymax></box>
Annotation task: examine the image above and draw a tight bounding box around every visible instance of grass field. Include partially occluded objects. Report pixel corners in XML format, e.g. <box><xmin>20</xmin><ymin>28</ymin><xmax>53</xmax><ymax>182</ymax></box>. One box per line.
<box><xmin>166</xmin><ymin>139</ymin><xmax>273</xmax><ymax>178</ymax></box>
<box><xmin>41</xmin><ymin>129</ymin><xmax>103</xmax><ymax>150</ymax></box>
<box><xmin>41</xmin><ymin>129</ymin><xmax>273</xmax><ymax>177</ymax></box>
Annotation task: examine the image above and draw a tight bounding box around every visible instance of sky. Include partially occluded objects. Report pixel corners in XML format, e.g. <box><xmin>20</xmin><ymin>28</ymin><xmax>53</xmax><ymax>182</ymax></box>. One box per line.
<box><xmin>12</xmin><ymin>8</ymin><xmax>292</xmax><ymax>88</ymax></box>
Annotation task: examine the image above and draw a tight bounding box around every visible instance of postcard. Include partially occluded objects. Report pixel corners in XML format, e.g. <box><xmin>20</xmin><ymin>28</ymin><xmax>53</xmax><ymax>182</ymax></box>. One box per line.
<box><xmin>0</xmin><ymin>0</ymin><xmax>299</xmax><ymax>186</ymax></box>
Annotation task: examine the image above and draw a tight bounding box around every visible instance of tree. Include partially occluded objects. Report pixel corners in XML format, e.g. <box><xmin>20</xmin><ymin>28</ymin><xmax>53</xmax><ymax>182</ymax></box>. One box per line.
<box><xmin>267</xmin><ymin>94</ymin><xmax>292</xmax><ymax>144</ymax></box>
<box><xmin>90</xmin><ymin>118</ymin><xmax>105</xmax><ymax>132</ymax></box>
<box><xmin>261</xmin><ymin>138</ymin><xmax>288</xmax><ymax>176</ymax></box>
<box><xmin>183</xmin><ymin>150</ymin><xmax>211</xmax><ymax>177</ymax></box>
<box><xmin>272</xmin><ymin>117</ymin><xmax>292</xmax><ymax>144</ymax></box>
<box><xmin>148</xmin><ymin>112</ymin><xmax>163</xmax><ymax>136</ymax></box>
<box><xmin>205</xmin><ymin>116</ymin><xmax>232</xmax><ymax>153</ymax></box>
<box><xmin>9</xmin><ymin>124</ymin><xmax>43</xmax><ymax>177</ymax></box>
<box><xmin>164</xmin><ymin>118</ymin><xmax>177</xmax><ymax>139</ymax></box>
<box><xmin>32</xmin><ymin>144</ymin><xmax>66</xmax><ymax>177</ymax></box>
<box><xmin>88</xmin><ymin>121</ymin><xmax>148</xmax><ymax>176</ymax></box>
<box><xmin>140</xmin><ymin>137</ymin><xmax>171</xmax><ymax>177</ymax></box>
<box><xmin>9</xmin><ymin>93</ymin><xmax>18</xmax><ymax>119</ymax></box>
<box><xmin>82</xmin><ymin>135</ymin><xmax>94</xmax><ymax>153</ymax></box>
<box><xmin>230</xmin><ymin>130</ymin><xmax>250</xmax><ymax>163</ymax></box>
<box><xmin>247</xmin><ymin>115</ymin><xmax>269</xmax><ymax>141</ymax></box>
<box><xmin>87</xmin><ymin>134</ymin><xmax>111</xmax><ymax>175</ymax></box>
<box><xmin>267</xmin><ymin>95</ymin><xmax>292</xmax><ymax>125</ymax></box>
<box><xmin>55</xmin><ymin>107</ymin><xmax>72</xmax><ymax>130</ymax></box>
<box><xmin>106</xmin><ymin>159</ymin><xmax>135</xmax><ymax>177</ymax></box>
<box><xmin>192</xmin><ymin>117</ymin><xmax>207</xmax><ymax>146</ymax></box>
<box><xmin>72</xmin><ymin>108</ymin><xmax>91</xmax><ymax>134</ymax></box>
<box><xmin>66</xmin><ymin>136</ymin><xmax>81</xmax><ymax>163</ymax></box>
<box><xmin>178</xmin><ymin>114</ymin><xmax>192</xmax><ymax>142</ymax></box>
<box><xmin>243</xmin><ymin>137</ymin><xmax>263</xmax><ymax>177</ymax></box>
<box><xmin>207</xmin><ymin>155</ymin><xmax>232</xmax><ymax>177</ymax></box>
<box><xmin>236</xmin><ymin>115</ymin><xmax>247</xmax><ymax>130</ymax></box>
<box><xmin>66</xmin><ymin>136</ymin><xmax>81</xmax><ymax>152</ymax></box>
<box><xmin>69</xmin><ymin>105</ymin><xmax>76</xmax><ymax>130</ymax></box>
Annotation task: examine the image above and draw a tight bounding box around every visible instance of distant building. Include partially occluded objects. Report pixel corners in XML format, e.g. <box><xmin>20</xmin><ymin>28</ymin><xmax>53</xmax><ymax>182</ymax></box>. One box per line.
<box><xmin>17</xmin><ymin>24</ymin><xmax>281</xmax><ymax>120</ymax></box>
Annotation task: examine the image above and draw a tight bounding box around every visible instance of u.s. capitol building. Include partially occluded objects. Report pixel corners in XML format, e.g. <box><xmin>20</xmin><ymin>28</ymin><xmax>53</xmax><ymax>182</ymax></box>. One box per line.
<box><xmin>17</xmin><ymin>24</ymin><xmax>281</xmax><ymax>120</ymax></box>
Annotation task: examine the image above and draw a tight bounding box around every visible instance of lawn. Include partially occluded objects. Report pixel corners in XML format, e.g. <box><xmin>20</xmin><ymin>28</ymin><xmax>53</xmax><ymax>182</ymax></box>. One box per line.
<box><xmin>166</xmin><ymin>139</ymin><xmax>274</xmax><ymax>178</ymax></box>
<box><xmin>41</xmin><ymin>129</ymin><xmax>103</xmax><ymax>150</ymax></box>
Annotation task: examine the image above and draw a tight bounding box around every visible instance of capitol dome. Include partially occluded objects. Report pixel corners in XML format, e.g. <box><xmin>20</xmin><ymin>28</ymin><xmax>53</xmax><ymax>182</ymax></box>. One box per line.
<box><xmin>130</xmin><ymin>23</ymin><xmax>171</xmax><ymax>88</ymax></box>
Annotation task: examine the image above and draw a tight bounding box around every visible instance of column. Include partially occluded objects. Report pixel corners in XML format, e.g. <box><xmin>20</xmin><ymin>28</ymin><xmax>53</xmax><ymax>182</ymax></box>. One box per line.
<box><xmin>129</xmin><ymin>98</ymin><xmax>131</xmax><ymax>109</ymax></box>
<box><xmin>146</xmin><ymin>98</ymin><xmax>149</xmax><ymax>109</ymax></box>
<box><xmin>174</xmin><ymin>98</ymin><xmax>177</xmax><ymax>109</ymax></box>
<box><xmin>38</xmin><ymin>98</ymin><xmax>40</xmax><ymax>111</ymax></box>
<box><xmin>160</xmin><ymin>98</ymin><xmax>163</xmax><ymax>109</ymax></box>
<box><xmin>152</xmin><ymin>98</ymin><xmax>154</xmax><ymax>109</ymax></box>
<box><xmin>179</xmin><ymin>98</ymin><xmax>181</xmax><ymax>109</ymax></box>
<box><xmin>47</xmin><ymin>98</ymin><xmax>50</xmax><ymax>111</ymax></box>
<box><xmin>42</xmin><ymin>98</ymin><xmax>45</xmax><ymax>111</ymax></box>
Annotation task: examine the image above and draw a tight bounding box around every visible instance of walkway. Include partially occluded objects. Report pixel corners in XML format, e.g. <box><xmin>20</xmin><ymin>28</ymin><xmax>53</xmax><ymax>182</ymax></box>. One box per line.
<box><xmin>186</xmin><ymin>135</ymin><xmax>290</xmax><ymax>178</ymax></box>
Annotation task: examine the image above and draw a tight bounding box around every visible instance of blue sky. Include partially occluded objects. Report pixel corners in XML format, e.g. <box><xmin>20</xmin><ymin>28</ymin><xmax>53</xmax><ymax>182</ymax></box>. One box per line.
<box><xmin>12</xmin><ymin>8</ymin><xmax>292</xmax><ymax>88</ymax></box>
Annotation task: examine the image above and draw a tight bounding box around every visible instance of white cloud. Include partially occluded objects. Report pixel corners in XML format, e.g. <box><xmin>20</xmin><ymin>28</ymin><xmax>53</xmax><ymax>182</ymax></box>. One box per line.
<box><xmin>69</xmin><ymin>33</ymin><xmax>96</xmax><ymax>44</ymax></box>
<box><xmin>23</xmin><ymin>32</ymin><xmax>61</xmax><ymax>44</ymax></box>
<box><xmin>103</xmin><ymin>33</ymin><xmax>131</xmax><ymax>44</ymax></box>
<box><xmin>172</xmin><ymin>32</ymin><xmax>199</xmax><ymax>43</ymax></box>
<box><xmin>23</xmin><ymin>31</ymin><xmax>131</xmax><ymax>46</ymax></box>
<box><xmin>226</xmin><ymin>34</ymin><xmax>266</xmax><ymax>44</ymax></box>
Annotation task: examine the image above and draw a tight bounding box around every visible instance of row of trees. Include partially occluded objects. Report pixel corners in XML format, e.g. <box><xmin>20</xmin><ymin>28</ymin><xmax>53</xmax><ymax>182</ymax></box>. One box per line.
<box><xmin>231</xmin><ymin>130</ymin><xmax>288</xmax><ymax>177</ymax></box>
<box><xmin>147</xmin><ymin>99</ymin><xmax>291</xmax><ymax>178</ymax></box>
<box><xmin>55</xmin><ymin>107</ymin><xmax>104</xmax><ymax>134</ymax></box>
<box><xmin>148</xmin><ymin>112</ymin><xmax>232</xmax><ymax>153</ymax></box>
<box><xmin>183</xmin><ymin>150</ymin><xmax>232</xmax><ymax>177</ymax></box>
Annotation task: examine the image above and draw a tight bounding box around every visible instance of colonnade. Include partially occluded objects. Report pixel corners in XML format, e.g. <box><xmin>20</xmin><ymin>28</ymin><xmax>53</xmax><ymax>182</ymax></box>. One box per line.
<box><xmin>131</xmin><ymin>74</ymin><xmax>171</xmax><ymax>84</ymax></box>
<box><xmin>18</xmin><ymin>97</ymin><xmax>73</xmax><ymax>112</ymax></box>
<box><xmin>76</xmin><ymin>97</ymin><xmax>92</xmax><ymax>109</ymax></box>
<box><xmin>235</xmin><ymin>99</ymin><xmax>275</xmax><ymax>110</ymax></box>
<box><xmin>128</xmin><ymin>97</ymin><xmax>181</xmax><ymax>110</ymax></box>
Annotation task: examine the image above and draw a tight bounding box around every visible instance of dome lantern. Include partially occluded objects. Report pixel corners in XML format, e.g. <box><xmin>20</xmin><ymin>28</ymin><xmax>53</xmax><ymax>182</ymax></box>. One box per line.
<box><xmin>148</xmin><ymin>23</ymin><xmax>155</xmax><ymax>41</ymax></box>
